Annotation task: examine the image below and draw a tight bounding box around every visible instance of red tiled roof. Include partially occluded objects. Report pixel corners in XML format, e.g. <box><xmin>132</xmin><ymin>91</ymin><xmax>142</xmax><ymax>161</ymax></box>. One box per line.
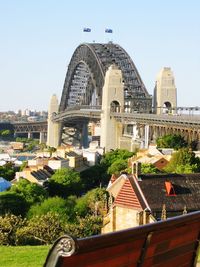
<box><xmin>114</xmin><ymin>178</ymin><xmax>142</xmax><ymax>209</ymax></box>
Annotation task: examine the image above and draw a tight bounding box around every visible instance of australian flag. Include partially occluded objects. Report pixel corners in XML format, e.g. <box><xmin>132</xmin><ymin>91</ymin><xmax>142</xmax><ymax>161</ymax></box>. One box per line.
<box><xmin>83</xmin><ymin>28</ymin><xmax>91</xmax><ymax>32</ymax></box>
<box><xmin>105</xmin><ymin>28</ymin><xmax>113</xmax><ymax>33</ymax></box>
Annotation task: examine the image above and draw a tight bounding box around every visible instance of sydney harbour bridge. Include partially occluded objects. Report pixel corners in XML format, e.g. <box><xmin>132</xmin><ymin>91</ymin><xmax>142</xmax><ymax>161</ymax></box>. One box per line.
<box><xmin>12</xmin><ymin>42</ymin><xmax>200</xmax><ymax>150</ymax></box>
<box><xmin>59</xmin><ymin>42</ymin><xmax>152</xmax><ymax>112</ymax></box>
<box><xmin>47</xmin><ymin>42</ymin><xmax>153</xmax><ymax>149</ymax></box>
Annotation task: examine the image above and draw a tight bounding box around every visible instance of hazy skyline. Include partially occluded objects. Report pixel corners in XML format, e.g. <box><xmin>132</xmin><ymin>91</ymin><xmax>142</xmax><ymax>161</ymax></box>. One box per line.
<box><xmin>0</xmin><ymin>0</ymin><xmax>199</xmax><ymax>111</ymax></box>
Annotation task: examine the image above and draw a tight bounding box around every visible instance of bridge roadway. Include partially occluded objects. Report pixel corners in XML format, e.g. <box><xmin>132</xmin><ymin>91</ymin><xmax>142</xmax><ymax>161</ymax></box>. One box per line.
<box><xmin>53</xmin><ymin>106</ymin><xmax>101</xmax><ymax>123</ymax></box>
<box><xmin>11</xmin><ymin>107</ymin><xmax>200</xmax><ymax>145</ymax></box>
<box><xmin>112</xmin><ymin>112</ymin><xmax>200</xmax><ymax>128</ymax></box>
<box><xmin>53</xmin><ymin>106</ymin><xmax>200</xmax><ymax>129</ymax></box>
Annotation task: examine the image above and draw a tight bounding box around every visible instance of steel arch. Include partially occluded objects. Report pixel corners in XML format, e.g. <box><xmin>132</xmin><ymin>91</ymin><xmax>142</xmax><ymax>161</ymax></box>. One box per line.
<box><xmin>59</xmin><ymin>43</ymin><xmax>151</xmax><ymax>112</ymax></box>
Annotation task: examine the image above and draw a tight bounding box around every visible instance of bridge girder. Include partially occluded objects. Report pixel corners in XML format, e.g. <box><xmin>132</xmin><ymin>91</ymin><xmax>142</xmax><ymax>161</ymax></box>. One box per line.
<box><xmin>13</xmin><ymin>122</ymin><xmax>47</xmax><ymax>133</ymax></box>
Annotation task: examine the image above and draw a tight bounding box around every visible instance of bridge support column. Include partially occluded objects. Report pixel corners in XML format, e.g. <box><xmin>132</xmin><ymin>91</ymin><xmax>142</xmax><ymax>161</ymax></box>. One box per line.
<box><xmin>28</xmin><ymin>132</ymin><xmax>33</xmax><ymax>139</ymax></box>
<box><xmin>153</xmin><ymin>127</ymin><xmax>157</xmax><ymax>141</ymax></box>
<box><xmin>81</xmin><ymin>122</ymin><xmax>89</xmax><ymax>148</ymax></box>
<box><xmin>144</xmin><ymin>125</ymin><xmax>149</xmax><ymax>148</ymax></box>
<box><xmin>153</xmin><ymin>67</ymin><xmax>177</xmax><ymax>114</ymax></box>
<box><xmin>46</xmin><ymin>94</ymin><xmax>61</xmax><ymax>148</ymax></box>
<box><xmin>39</xmin><ymin>132</ymin><xmax>46</xmax><ymax>144</ymax></box>
<box><xmin>152</xmin><ymin>125</ymin><xmax>158</xmax><ymax>142</ymax></box>
<box><xmin>47</xmin><ymin>121</ymin><xmax>61</xmax><ymax>148</ymax></box>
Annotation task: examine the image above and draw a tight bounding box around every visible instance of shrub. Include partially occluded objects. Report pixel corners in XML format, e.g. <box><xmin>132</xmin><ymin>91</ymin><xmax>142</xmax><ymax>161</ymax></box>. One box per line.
<box><xmin>0</xmin><ymin>213</ymin><xmax>25</xmax><ymax>245</ymax></box>
<box><xmin>16</xmin><ymin>212</ymin><xmax>67</xmax><ymax>245</ymax></box>
<box><xmin>66</xmin><ymin>215</ymin><xmax>103</xmax><ymax>238</ymax></box>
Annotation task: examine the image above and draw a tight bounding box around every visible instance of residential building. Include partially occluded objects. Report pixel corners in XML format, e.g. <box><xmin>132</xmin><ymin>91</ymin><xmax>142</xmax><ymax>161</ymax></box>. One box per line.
<box><xmin>15</xmin><ymin>165</ymin><xmax>54</xmax><ymax>186</ymax></box>
<box><xmin>66</xmin><ymin>151</ymin><xmax>85</xmax><ymax>169</ymax></box>
<box><xmin>10</xmin><ymin>142</ymin><xmax>24</xmax><ymax>152</ymax></box>
<box><xmin>52</xmin><ymin>144</ymin><xmax>73</xmax><ymax>158</ymax></box>
<box><xmin>102</xmin><ymin>172</ymin><xmax>200</xmax><ymax>233</ymax></box>
<box><xmin>128</xmin><ymin>145</ymin><xmax>171</xmax><ymax>171</ymax></box>
<box><xmin>48</xmin><ymin>156</ymin><xmax>69</xmax><ymax>170</ymax></box>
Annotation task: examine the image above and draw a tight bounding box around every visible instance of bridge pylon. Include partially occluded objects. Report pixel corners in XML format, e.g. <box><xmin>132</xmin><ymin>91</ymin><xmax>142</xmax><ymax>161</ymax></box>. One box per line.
<box><xmin>153</xmin><ymin>67</ymin><xmax>177</xmax><ymax>114</ymax></box>
<box><xmin>46</xmin><ymin>94</ymin><xmax>61</xmax><ymax>148</ymax></box>
<box><xmin>100</xmin><ymin>65</ymin><xmax>124</xmax><ymax>152</ymax></box>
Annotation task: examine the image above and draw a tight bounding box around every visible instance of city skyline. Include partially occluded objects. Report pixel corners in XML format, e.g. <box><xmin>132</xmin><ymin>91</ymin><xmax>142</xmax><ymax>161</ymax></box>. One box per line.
<box><xmin>0</xmin><ymin>0</ymin><xmax>200</xmax><ymax>111</ymax></box>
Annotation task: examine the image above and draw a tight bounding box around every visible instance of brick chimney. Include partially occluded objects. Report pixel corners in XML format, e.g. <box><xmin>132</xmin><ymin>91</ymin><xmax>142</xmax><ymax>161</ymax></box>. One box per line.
<box><xmin>132</xmin><ymin>161</ymin><xmax>141</xmax><ymax>180</ymax></box>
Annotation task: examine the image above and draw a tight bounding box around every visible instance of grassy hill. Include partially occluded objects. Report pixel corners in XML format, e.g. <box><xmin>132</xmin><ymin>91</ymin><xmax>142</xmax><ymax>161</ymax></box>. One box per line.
<box><xmin>0</xmin><ymin>246</ymin><xmax>50</xmax><ymax>267</ymax></box>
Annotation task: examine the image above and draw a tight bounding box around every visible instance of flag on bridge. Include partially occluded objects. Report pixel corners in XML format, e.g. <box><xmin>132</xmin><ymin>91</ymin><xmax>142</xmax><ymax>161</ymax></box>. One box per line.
<box><xmin>83</xmin><ymin>27</ymin><xmax>91</xmax><ymax>32</ymax></box>
<box><xmin>105</xmin><ymin>28</ymin><xmax>113</xmax><ymax>33</ymax></box>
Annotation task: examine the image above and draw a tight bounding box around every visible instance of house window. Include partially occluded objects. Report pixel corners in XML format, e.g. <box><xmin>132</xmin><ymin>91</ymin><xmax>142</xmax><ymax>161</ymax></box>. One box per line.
<box><xmin>165</xmin><ymin>181</ymin><xmax>176</xmax><ymax>196</ymax></box>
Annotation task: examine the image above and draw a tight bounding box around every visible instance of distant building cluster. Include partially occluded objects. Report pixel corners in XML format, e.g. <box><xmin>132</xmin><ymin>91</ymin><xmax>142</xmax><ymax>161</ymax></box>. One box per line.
<box><xmin>7</xmin><ymin>142</ymin><xmax>102</xmax><ymax>186</ymax></box>
<box><xmin>0</xmin><ymin>109</ymin><xmax>48</xmax><ymax>123</ymax></box>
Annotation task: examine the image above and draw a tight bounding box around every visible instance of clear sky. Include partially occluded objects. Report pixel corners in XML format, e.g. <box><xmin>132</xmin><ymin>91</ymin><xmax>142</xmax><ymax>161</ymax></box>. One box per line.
<box><xmin>0</xmin><ymin>0</ymin><xmax>199</xmax><ymax>112</ymax></box>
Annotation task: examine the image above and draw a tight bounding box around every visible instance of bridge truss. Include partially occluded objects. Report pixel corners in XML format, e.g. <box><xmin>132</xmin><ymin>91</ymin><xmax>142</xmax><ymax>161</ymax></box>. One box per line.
<box><xmin>59</xmin><ymin>43</ymin><xmax>152</xmax><ymax>113</ymax></box>
<box><xmin>13</xmin><ymin>121</ymin><xmax>47</xmax><ymax>133</ymax></box>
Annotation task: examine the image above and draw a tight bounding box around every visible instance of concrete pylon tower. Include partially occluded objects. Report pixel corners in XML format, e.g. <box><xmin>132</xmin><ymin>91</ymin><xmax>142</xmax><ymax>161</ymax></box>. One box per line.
<box><xmin>153</xmin><ymin>67</ymin><xmax>177</xmax><ymax>114</ymax></box>
<box><xmin>46</xmin><ymin>94</ymin><xmax>60</xmax><ymax>148</ymax></box>
<box><xmin>100</xmin><ymin>65</ymin><xmax>124</xmax><ymax>152</ymax></box>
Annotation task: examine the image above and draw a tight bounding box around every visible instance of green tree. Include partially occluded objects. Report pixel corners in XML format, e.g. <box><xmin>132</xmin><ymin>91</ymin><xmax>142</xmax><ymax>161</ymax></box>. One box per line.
<box><xmin>1</xmin><ymin>129</ymin><xmax>11</xmax><ymax>136</ymax></box>
<box><xmin>0</xmin><ymin>162</ymin><xmax>15</xmax><ymax>181</ymax></box>
<box><xmin>19</xmin><ymin>161</ymin><xmax>28</xmax><ymax>171</ymax></box>
<box><xmin>27</xmin><ymin>196</ymin><xmax>76</xmax><ymax>222</ymax></box>
<box><xmin>164</xmin><ymin>148</ymin><xmax>200</xmax><ymax>173</ymax></box>
<box><xmin>141</xmin><ymin>163</ymin><xmax>160</xmax><ymax>174</ymax></box>
<box><xmin>15</xmin><ymin>138</ymin><xmax>39</xmax><ymax>152</ymax></box>
<box><xmin>24</xmin><ymin>143</ymin><xmax>35</xmax><ymax>152</ymax></box>
<box><xmin>107</xmin><ymin>158</ymin><xmax>128</xmax><ymax>175</ymax></box>
<box><xmin>0</xmin><ymin>191</ymin><xmax>28</xmax><ymax>216</ymax></box>
<box><xmin>190</xmin><ymin>140</ymin><xmax>198</xmax><ymax>151</ymax></box>
<box><xmin>75</xmin><ymin>188</ymin><xmax>108</xmax><ymax>217</ymax></box>
<box><xmin>16</xmin><ymin>137</ymin><xmax>27</xmax><ymax>142</ymax></box>
<box><xmin>80</xmin><ymin>164</ymin><xmax>109</xmax><ymax>191</ymax></box>
<box><xmin>75</xmin><ymin>195</ymin><xmax>89</xmax><ymax>217</ymax></box>
<box><xmin>101</xmin><ymin>149</ymin><xmax>134</xmax><ymax>168</ymax></box>
<box><xmin>80</xmin><ymin>149</ymin><xmax>134</xmax><ymax>190</ymax></box>
<box><xmin>156</xmin><ymin>134</ymin><xmax>187</xmax><ymax>150</ymax></box>
<box><xmin>38</xmin><ymin>142</ymin><xmax>47</xmax><ymax>151</ymax></box>
<box><xmin>10</xmin><ymin>178</ymin><xmax>48</xmax><ymax>206</ymax></box>
<box><xmin>100</xmin><ymin>149</ymin><xmax>134</xmax><ymax>176</ymax></box>
<box><xmin>174</xmin><ymin>163</ymin><xmax>198</xmax><ymax>174</ymax></box>
<box><xmin>47</xmin><ymin>146</ymin><xmax>57</xmax><ymax>155</ymax></box>
<box><xmin>48</xmin><ymin>168</ymin><xmax>82</xmax><ymax>197</ymax></box>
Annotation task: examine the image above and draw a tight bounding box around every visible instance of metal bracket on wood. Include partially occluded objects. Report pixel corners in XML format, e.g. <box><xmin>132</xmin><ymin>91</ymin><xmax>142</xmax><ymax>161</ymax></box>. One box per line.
<box><xmin>193</xmin><ymin>230</ymin><xmax>200</xmax><ymax>267</ymax></box>
<box><xmin>137</xmin><ymin>231</ymin><xmax>153</xmax><ymax>267</ymax></box>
